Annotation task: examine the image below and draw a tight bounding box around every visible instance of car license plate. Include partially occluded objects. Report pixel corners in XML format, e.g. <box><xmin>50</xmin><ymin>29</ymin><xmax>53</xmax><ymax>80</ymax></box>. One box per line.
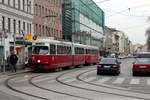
<box><xmin>104</xmin><ymin>66</ymin><xmax>110</xmax><ymax>68</ymax></box>
<box><xmin>139</xmin><ymin>66</ymin><xmax>147</xmax><ymax>68</ymax></box>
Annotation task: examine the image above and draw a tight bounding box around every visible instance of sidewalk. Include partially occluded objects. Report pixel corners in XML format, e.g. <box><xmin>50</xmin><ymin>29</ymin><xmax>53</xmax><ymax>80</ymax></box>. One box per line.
<box><xmin>0</xmin><ymin>68</ymin><xmax>32</xmax><ymax>77</ymax></box>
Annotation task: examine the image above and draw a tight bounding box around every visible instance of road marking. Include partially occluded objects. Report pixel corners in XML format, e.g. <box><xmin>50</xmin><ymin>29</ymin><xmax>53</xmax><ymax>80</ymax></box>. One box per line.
<box><xmin>112</xmin><ymin>77</ymin><xmax>125</xmax><ymax>84</ymax></box>
<box><xmin>130</xmin><ymin>79</ymin><xmax>140</xmax><ymax>84</ymax></box>
<box><xmin>33</xmin><ymin>77</ymin><xmax>52</xmax><ymax>83</ymax></box>
<box><xmin>147</xmin><ymin>79</ymin><xmax>150</xmax><ymax>85</ymax></box>
<box><xmin>64</xmin><ymin>78</ymin><xmax>76</xmax><ymax>83</ymax></box>
<box><xmin>98</xmin><ymin>77</ymin><xmax>111</xmax><ymax>83</ymax></box>
<box><xmin>84</xmin><ymin>77</ymin><xmax>96</xmax><ymax>82</ymax></box>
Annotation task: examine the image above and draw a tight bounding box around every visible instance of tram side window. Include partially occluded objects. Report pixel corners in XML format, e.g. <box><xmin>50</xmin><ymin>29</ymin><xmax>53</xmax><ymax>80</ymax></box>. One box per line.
<box><xmin>57</xmin><ymin>45</ymin><xmax>72</xmax><ymax>55</ymax></box>
<box><xmin>50</xmin><ymin>44</ymin><xmax>56</xmax><ymax>55</ymax></box>
<box><xmin>86</xmin><ymin>49</ymin><xmax>91</xmax><ymax>55</ymax></box>
<box><xmin>75</xmin><ymin>47</ymin><xmax>84</xmax><ymax>55</ymax></box>
<box><xmin>66</xmin><ymin>46</ymin><xmax>72</xmax><ymax>55</ymax></box>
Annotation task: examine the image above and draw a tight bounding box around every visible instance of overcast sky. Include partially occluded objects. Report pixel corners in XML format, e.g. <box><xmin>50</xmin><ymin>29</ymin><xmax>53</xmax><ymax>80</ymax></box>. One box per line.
<box><xmin>93</xmin><ymin>0</ymin><xmax>150</xmax><ymax>44</ymax></box>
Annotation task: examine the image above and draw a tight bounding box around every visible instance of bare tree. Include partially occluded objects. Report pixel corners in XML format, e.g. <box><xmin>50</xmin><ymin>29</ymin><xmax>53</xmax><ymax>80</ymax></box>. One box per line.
<box><xmin>146</xmin><ymin>16</ymin><xmax>150</xmax><ymax>51</ymax></box>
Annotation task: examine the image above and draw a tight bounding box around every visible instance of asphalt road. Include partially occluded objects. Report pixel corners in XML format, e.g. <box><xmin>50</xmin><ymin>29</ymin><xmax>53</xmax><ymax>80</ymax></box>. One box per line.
<box><xmin>0</xmin><ymin>58</ymin><xmax>150</xmax><ymax>100</ymax></box>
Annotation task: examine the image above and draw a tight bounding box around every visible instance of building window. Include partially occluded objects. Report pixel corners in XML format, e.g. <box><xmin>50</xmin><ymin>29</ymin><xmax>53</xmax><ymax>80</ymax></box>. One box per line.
<box><xmin>39</xmin><ymin>5</ymin><xmax>41</xmax><ymax>16</ymax></box>
<box><xmin>23</xmin><ymin>0</ymin><xmax>25</xmax><ymax>11</ymax></box>
<box><xmin>42</xmin><ymin>7</ymin><xmax>44</xmax><ymax>16</ymax></box>
<box><xmin>18</xmin><ymin>0</ymin><xmax>20</xmax><ymax>10</ymax></box>
<box><xmin>8</xmin><ymin>18</ymin><xmax>11</xmax><ymax>32</ymax></box>
<box><xmin>18</xmin><ymin>21</ymin><xmax>21</xmax><ymax>33</ymax></box>
<box><xmin>13</xmin><ymin>19</ymin><xmax>16</xmax><ymax>33</ymax></box>
<box><xmin>45</xmin><ymin>8</ymin><xmax>47</xmax><ymax>16</ymax></box>
<box><xmin>34</xmin><ymin>4</ymin><xmax>37</xmax><ymax>16</ymax></box>
<box><xmin>42</xmin><ymin>25</ymin><xmax>44</xmax><ymax>36</ymax></box>
<box><xmin>13</xmin><ymin>0</ymin><xmax>16</xmax><ymax>8</ymax></box>
<box><xmin>35</xmin><ymin>24</ymin><xmax>38</xmax><ymax>35</ymax></box>
<box><xmin>23</xmin><ymin>22</ymin><xmax>26</xmax><ymax>32</ymax></box>
<box><xmin>29</xmin><ymin>1</ymin><xmax>31</xmax><ymax>13</ymax></box>
<box><xmin>2</xmin><ymin>16</ymin><xmax>5</xmax><ymax>31</ymax></box>
<box><xmin>27</xmin><ymin>0</ymin><xmax>29</xmax><ymax>12</ymax></box>
<box><xmin>8</xmin><ymin>0</ymin><xmax>10</xmax><ymax>5</ymax></box>
<box><xmin>30</xmin><ymin>24</ymin><xmax>31</xmax><ymax>34</ymax></box>
<box><xmin>2</xmin><ymin>0</ymin><xmax>4</xmax><ymax>4</ymax></box>
<box><xmin>27</xmin><ymin>23</ymin><xmax>29</xmax><ymax>33</ymax></box>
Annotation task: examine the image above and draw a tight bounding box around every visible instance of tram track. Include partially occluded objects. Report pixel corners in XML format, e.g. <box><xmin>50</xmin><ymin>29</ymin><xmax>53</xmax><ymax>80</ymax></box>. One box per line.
<box><xmin>5</xmin><ymin>65</ymin><xmax>150</xmax><ymax>100</ymax></box>
<box><xmin>5</xmin><ymin>73</ymin><xmax>50</xmax><ymax>100</ymax></box>
<box><xmin>4</xmin><ymin>66</ymin><xmax>94</xmax><ymax>100</ymax></box>
<box><xmin>30</xmin><ymin>74</ymin><xmax>93</xmax><ymax>100</ymax></box>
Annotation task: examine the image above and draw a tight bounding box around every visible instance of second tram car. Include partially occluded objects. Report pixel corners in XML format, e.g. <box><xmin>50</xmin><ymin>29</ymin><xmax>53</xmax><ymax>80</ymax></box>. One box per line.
<box><xmin>29</xmin><ymin>38</ymin><xmax>100</xmax><ymax>71</ymax></box>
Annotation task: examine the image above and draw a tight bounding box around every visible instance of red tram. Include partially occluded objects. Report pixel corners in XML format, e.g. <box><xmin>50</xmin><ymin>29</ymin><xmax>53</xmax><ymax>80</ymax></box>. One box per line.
<box><xmin>29</xmin><ymin>39</ymin><xmax>100</xmax><ymax>70</ymax></box>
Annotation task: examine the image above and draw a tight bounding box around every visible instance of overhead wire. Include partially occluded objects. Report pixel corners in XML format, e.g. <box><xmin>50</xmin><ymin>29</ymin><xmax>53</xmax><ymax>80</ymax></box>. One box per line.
<box><xmin>101</xmin><ymin>3</ymin><xmax>150</xmax><ymax>18</ymax></box>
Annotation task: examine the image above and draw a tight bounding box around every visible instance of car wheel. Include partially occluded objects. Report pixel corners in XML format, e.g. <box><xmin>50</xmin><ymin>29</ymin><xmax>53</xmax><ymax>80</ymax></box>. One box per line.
<box><xmin>133</xmin><ymin>72</ymin><xmax>138</xmax><ymax>76</ymax></box>
<box><xmin>97</xmin><ymin>71</ymin><xmax>99</xmax><ymax>75</ymax></box>
<box><xmin>115</xmin><ymin>72</ymin><xmax>119</xmax><ymax>76</ymax></box>
<box><xmin>97</xmin><ymin>71</ymin><xmax>102</xmax><ymax>75</ymax></box>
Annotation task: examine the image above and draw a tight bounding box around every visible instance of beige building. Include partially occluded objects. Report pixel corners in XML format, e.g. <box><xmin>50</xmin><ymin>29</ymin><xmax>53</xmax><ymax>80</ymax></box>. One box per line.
<box><xmin>133</xmin><ymin>44</ymin><xmax>148</xmax><ymax>53</ymax></box>
<box><xmin>33</xmin><ymin>0</ymin><xmax>62</xmax><ymax>40</ymax></box>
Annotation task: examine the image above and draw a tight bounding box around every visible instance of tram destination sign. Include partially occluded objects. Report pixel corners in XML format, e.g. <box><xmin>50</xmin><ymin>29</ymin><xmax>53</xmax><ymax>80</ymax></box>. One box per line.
<box><xmin>35</xmin><ymin>43</ymin><xmax>45</xmax><ymax>46</ymax></box>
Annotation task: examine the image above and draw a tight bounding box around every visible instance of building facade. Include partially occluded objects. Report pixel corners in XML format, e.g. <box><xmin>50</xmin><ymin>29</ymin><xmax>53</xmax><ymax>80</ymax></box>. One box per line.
<box><xmin>0</xmin><ymin>0</ymin><xmax>34</xmax><ymax>65</ymax></box>
<box><xmin>104</xmin><ymin>26</ymin><xmax>113</xmax><ymax>55</ymax></box>
<box><xmin>33</xmin><ymin>0</ymin><xmax>62</xmax><ymax>40</ymax></box>
<box><xmin>118</xmin><ymin>31</ymin><xmax>126</xmax><ymax>55</ymax></box>
<box><xmin>62</xmin><ymin>0</ymin><xmax>105</xmax><ymax>48</ymax></box>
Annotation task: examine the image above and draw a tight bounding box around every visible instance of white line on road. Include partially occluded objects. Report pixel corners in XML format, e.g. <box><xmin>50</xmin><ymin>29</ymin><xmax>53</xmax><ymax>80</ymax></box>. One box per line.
<box><xmin>17</xmin><ymin>79</ymin><xmax>29</xmax><ymax>82</ymax></box>
<box><xmin>112</xmin><ymin>77</ymin><xmax>125</xmax><ymax>84</ymax></box>
<box><xmin>84</xmin><ymin>77</ymin><xmax>96</xmax><ymax>82</ymax></box>
<box><xmin>64</xmin><ymin>78</ymin><xmax>76</xmax><ymax>83</ymax></box>
<box><xmin>130</xmin><ymin>79</ymin><xmax>140</xmax><ymax>84</ymax></box>
<box><xmin>147</xmin><ymin>79</ymin><xmax>150</xmax><ymax>85</ymax></box>
<box><xmin>33</xmin><ymin>77</ymin><xmax>52</xmax><ymax>83</ymax></box>
<box><xmin>98</xmin><ymin>77</ymin><xmax>111</xmax><ymax>83</ymax></box>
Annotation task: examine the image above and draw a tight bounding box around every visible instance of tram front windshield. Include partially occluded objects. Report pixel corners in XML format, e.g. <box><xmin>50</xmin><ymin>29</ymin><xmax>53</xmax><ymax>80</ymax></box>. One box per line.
<box><xmin>33</xmin><ymin>46</ymin><xmax>49</xmax><ymax>55</ymax></box>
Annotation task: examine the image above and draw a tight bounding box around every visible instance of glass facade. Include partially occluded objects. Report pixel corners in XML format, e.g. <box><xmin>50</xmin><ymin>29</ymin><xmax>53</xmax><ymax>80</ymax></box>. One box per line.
<box><xmin>62</xmin><ymin>0</ymin><xmax>105</xmax><ymax>47</ymax></box>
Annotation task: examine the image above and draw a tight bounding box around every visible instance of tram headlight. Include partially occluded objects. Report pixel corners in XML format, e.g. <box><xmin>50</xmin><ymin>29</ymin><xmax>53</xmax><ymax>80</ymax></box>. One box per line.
<box><xmin>37</xmin><ymin>60</ymin><xmax>41</xmax><ymax>63</ymax></box>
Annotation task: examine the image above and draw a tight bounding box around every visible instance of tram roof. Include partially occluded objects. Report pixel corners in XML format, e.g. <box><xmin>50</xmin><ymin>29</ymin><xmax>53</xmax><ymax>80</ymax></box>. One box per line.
<box><xmin>33</xmin><ymin>39</ymin><xmax>99</xmax><ymax>49</ymax></box>
<box><xmin>33</xmin><ymin>39</ymin><xmax>72</xmax><ymax>45</ymax></box>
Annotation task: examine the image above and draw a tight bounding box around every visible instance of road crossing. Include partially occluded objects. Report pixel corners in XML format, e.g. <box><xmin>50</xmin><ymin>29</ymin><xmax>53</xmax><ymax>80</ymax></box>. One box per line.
<box><xmin>82</xmin><ymin>76</ymin><xmax>150</xmax><ymax>86</ymax></box>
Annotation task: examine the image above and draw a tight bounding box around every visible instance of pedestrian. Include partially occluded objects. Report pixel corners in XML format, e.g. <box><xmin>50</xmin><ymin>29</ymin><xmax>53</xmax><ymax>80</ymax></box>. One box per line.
<box><xmin>10</xmin><ymin>52</ymin><xmax>18</xmax><ymax>72</ymax></box>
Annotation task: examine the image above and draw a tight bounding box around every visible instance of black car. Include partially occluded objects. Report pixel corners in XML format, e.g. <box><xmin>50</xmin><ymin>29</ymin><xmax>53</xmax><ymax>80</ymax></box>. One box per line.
<box><xmin>97</xmin><ymin>58</ymin><xmax>121</xmax><ymax>75</ymax></box>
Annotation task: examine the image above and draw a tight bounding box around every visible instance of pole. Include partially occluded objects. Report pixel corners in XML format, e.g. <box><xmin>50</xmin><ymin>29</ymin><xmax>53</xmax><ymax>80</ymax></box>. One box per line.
<box><xmin>3</xmin><ymin>31</ymin><xmax>6</xmax><ymax>74</ymax></box>
<box><xmin>14</xmin><ymin>34</ymin><xmax>16</xmax><ymax>53</ymax></box>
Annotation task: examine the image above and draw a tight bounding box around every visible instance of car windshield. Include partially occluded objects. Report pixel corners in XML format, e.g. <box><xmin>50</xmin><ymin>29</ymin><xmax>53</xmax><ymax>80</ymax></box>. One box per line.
<box><xmin>32</xmin><ymin>46</ymin><xmax>49</xmax><ymax>55</ymax></box>
<box><xmin>100</xmin><ymin>58</ymin><xmax>117</xmax><ymax>64</ymax></box>
<box><xmin>135</xmin><ymin>58</ymin><xmax>150</xmax><ymax>64</ymax></box>
<box><xmin>136</xmin><ymin>53</ymin><xmax>150</xmax><ymax>58</ymax></box>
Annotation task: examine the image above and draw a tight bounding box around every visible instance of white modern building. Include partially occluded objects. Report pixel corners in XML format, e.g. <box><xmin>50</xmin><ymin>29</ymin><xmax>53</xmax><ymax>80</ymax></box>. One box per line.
<box><xmin>0</xmin><ymin>0</ymin><xmax>34</xmax><ymax>65</ymax></box>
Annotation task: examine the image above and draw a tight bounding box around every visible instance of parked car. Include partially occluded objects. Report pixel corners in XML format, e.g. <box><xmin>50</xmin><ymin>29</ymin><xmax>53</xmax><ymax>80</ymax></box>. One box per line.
<box><xmin>97</xmin><ymin>58</ymin><xmax>121</xmax><ymax>75</ymax></box>
<box><xmin>134</xmin><ymin>52</ymin><xmax>150</xmax><ymax>58</ymax></box>
<box><xmin>132</xmin><ymin>58</ymin><xmax>150</xmax><ymax>76</ymax></box>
